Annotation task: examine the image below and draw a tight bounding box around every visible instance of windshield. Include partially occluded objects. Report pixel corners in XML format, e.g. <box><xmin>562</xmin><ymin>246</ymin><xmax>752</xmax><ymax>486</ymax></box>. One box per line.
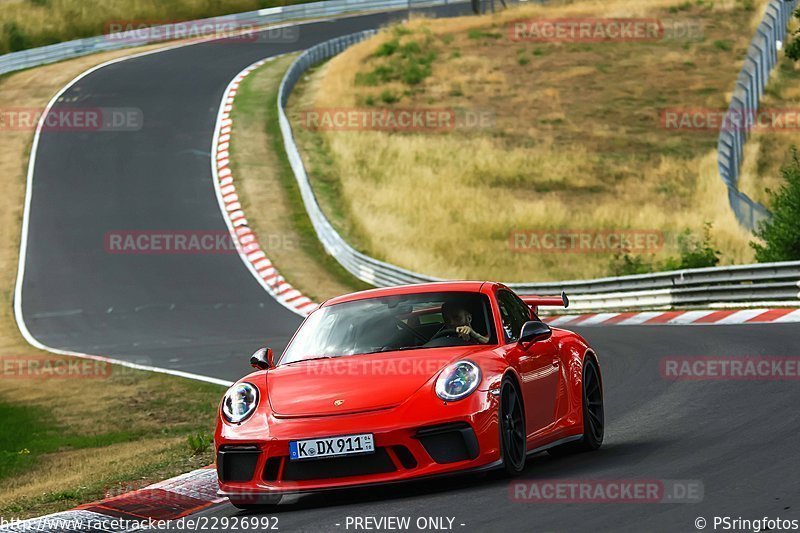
<box><xmin>280</xmin><ymin>292</ymin><xmax>497</xmax><ymax>365</ymax></box>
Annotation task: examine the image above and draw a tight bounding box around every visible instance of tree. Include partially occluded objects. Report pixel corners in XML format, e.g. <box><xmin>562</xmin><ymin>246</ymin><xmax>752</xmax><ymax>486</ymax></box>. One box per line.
<box><xmin>787</xmin><ymin>8</ymin><xmax>800</xmax><ymax>61</ymax></box>
<box><xmin>751</xmin><ymin>148</ymin><xmax>800</xmax><ymax>262</ymax></box>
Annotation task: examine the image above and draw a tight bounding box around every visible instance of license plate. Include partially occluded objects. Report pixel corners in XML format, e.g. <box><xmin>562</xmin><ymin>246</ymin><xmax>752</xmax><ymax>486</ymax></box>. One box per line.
<box><xmin>289</xmin><ymin>433</ymin><xmax>374</xmax><ymax>461</ymax></box>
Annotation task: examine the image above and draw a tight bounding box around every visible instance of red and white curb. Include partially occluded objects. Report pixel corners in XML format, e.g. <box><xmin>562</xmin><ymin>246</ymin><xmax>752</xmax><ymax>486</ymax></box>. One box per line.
<box><xmin>211</xmin><ymin>57</ymin><xmax>318</xmax><ymax>317</ymax></box>
<box><xmin>210</xmin><ymin>60</ymin><xmax>800</xmax><ymax>328</ymax></box>
<box><xmin>543</xmin><ymin>308</ymin><xmax>800</xmax><ymax>327</ymax></box>
<box><xmin>0</xmin><ymin>467</ymin><xmax>221</xmax><ymax>532</ymax></box>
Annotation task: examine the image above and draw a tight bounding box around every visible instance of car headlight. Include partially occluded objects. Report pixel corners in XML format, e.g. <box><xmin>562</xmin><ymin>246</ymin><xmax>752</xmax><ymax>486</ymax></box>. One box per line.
<box><xmin>435</xmin><ymin>360</ymin><xmax>481</xmax><ymax>401</ymax></box>
<box><xmin>221</xmin><ymin>382</ymin><xmax>259</xmax><ymax>423</ymax></box>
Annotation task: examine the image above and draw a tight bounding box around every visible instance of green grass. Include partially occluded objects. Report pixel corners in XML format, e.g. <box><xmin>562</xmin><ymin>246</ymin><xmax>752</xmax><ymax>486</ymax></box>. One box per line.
<box><xmin>0</xmin><ymin>402</ymin><xmax>173</xmax><ymax>480</ymax></box>
<box><xmin>234</xmin><ymin>57</ymin><xmax>369</xmax><ymax>297</ymax></box>
<box><xmin>0</xmin><ymin>401</ymin><xmax>164</xmax><ymax>482</ymax></box>
<box><xmin>354</xmin><ymin>34</ymin><xmax>438</xmax><ymax>91</ymax></box>
<box><xmin>0</xmin><ymin>363</ymin><xmax>222</xmax><ymax>518</ymax></box>
<box><xmin>467</xmin><ymin>29</ymin><xmax>502</xmax><ymax>40</ymax></box>
<box><xmin>712</xmin><ymin>39</ymin><xmax>733</xmax><ymax>51</ymax></box>
<box><xmin>0</xmin><ymin>402</ymin><xmax>53</xmax><ymax>480</ymax></box>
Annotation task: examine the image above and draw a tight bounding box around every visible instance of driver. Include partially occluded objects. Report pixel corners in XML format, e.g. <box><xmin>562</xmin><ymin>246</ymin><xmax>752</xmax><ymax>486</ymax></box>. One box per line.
<box><xmin>441</xmin><ymin>300</ymin><xmax>490</xmax><ymax>344</ymax></box>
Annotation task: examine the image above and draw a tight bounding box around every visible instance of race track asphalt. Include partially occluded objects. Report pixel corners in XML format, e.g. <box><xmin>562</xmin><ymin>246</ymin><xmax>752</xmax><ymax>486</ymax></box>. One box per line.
<box><xmin>18</xmin><ymin>4</ymin><xmax>800</xmax><ymax>532</ymax></box>
<box><xmin>19</xmin><ymin>5</ymin><xmax>467</xmax><ymax>382</ymax></box>
<box><xmin>191</xmin><ymin>323</ymin><xmax>800</xmax><ymax>532</ymax></box>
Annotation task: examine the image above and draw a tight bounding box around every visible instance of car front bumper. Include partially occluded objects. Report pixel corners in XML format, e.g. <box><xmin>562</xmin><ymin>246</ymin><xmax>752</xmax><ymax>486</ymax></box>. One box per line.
<box><xmin>215</xmin><ymin>389</ymin><xmax>501</xmax><ymax>497</ymax></box>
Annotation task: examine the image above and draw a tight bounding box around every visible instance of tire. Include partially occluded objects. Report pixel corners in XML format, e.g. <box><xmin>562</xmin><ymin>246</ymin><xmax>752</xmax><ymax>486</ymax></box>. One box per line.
<box><xmin>548</xmin><ymin>356</ymin><xmax>604</xmax><ymax>456</ymax></box>
<box><xmin>499</xmin><ymin>376</ymin><xmax>526</xmax><ymax>476</ymax></box>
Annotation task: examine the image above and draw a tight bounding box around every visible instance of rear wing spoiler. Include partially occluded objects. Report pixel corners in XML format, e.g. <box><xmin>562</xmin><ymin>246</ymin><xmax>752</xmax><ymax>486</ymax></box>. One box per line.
<box><xmin>520</xmin><ymin>291</ymin><xmax>569</xmax><ymax>315</ymax></box>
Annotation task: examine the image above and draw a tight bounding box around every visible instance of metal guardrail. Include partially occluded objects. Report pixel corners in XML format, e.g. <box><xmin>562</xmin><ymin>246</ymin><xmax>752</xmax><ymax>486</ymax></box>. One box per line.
<box><xmin>0</xmin><ymin>0</ymin><xmax>458</xmax><ymax>76</ymax></box>
<box><xmin>717</xmin><ymin>0</ymin><xmax>798</xmax><ymax>230</ymax></box>
<box><xmin>5</xmin><ymin>0</ymin><xmax>794</xmax><ymax>310</ymax></box>
<box><xmin>278</xmin><ymin>31</ymin><xmax>800</xmax><ymax>310</ymax></box>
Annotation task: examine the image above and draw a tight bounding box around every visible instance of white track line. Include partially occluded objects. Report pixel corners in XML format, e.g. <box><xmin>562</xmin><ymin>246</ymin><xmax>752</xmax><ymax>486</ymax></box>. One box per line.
<box><xmin>12</xmin><ymin>17</ymin><xmax>348</xmax><ymax>385</ymax></box>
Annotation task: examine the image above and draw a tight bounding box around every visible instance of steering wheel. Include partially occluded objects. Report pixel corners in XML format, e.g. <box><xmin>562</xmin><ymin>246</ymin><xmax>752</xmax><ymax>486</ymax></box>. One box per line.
<box><xmin>430</xmin><ymin>327</ymin><xmax>461</xmax><ymax>341</ymax></box>
<box><xmin>393</xmin><ymin>318</ymin><xmax>429</xmax><ymax>343</ymax></box>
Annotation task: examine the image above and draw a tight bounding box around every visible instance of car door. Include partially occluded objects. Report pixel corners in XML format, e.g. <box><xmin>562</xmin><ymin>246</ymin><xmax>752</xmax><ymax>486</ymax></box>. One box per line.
<box><xmin>496</xmin><ymin>290</ymin><xmax>560</xmax><ymax>436</ymax></box>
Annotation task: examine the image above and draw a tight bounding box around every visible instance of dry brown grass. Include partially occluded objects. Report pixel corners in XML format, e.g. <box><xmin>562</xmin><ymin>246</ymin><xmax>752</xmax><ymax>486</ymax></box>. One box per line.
<box><xmin>738</xmin><ymin>18</ymin><xmax>800</xmax><ymax>206</ymax></box>
<box><xmin>0</xmin><ymin>41</ymin><xmax>221</xmax><ymax>519</ymax></box>
<box><xmin>289</xmin><ymin>0</ymin><xmax>770</xmax><ymax>281</ymax></box>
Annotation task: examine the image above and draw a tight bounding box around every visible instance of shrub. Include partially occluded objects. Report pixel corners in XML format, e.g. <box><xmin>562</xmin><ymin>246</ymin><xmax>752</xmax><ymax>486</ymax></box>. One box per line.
<box><xmin>4</xmin><ymin>22</ymin><xmax>30</xmax><ymax>52</ymax></box>
<box><xmin>609</xmin><ymin>252</ymin><xmax>656</xmax><ymax>276</ymax></box>
<box><xmin>750</xmin><ymin>148</ymin><xmax>800</xmax><ymax>262</ymax></box>
<box><xmin>786</xmin><ymin>38</ymin><xmax>800</xmax><ymax>62</ymax></box>
<box><xmin>608</xmin><ymin>223</ymin><xmax>721</xmax><ymax>276</ymax></box>
<box><xmin>380</xmin><ymin>90</ymin><xmax>399</xmax><ymax>104</ymax></box>
<box><xmin>399</xmin><ymin>40</ymin><xmax>421</xmax><ymax>57</ymax></box>
<box><xmin>664</xmin><ymin>223</ymin><xmax>721</xmax><ymax>269</ymax></box>
<box><xmin>785</xmin><ymin>8</ymin><xmax>800</xmax><ymax>61</ymax></box>
<box><xmin>357</xmin><ymin>37</ymin><xmax>437</xmax><ymax>92</ymax></box>
<box><xmin>375</xmin><ymin>39</ymin><xmax>399</xmax><ymax>57</ymax></box>
<box><xmin>401</xmin><ymin>61</ymin><xmax>431</xmax><ymax>85</ymax></box>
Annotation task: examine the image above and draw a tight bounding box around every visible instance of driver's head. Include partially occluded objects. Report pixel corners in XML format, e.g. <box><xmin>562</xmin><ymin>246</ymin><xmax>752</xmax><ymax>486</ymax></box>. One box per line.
<box><xmin>442</xmin><ymin>300</ymin><xmax>472</xmax><ymax>328</ymax></box>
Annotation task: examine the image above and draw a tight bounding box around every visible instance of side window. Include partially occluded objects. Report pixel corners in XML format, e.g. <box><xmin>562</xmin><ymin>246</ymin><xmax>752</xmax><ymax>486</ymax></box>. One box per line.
<box><xmin>497</xmin><ymin>291</ymin><xmax>531</xmax><ymax>343</ymax></box>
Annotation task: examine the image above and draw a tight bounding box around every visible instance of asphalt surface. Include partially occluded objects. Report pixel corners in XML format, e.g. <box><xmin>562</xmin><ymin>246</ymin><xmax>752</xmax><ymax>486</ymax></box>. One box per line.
<box><xmin>19</xmin><ymin>5</ymin><xmax>468</xmax><ymax>382</ymax></box>
<box><xmin>191</xmin><ymin>323</ymin><xmax>800</xmax><ymax>532</ymax></box>
<box><xmin>19</xmin><ymin>5</ymin><xmax>800</xmax><ymax>533</ymax></box>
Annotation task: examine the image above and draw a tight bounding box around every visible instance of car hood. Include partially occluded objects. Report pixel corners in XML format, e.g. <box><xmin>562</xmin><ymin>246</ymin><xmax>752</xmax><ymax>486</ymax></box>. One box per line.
<box><xmin>266</xmin><ymin>347</ymin><xmax>486</xmax><ymax>418</ymax></box>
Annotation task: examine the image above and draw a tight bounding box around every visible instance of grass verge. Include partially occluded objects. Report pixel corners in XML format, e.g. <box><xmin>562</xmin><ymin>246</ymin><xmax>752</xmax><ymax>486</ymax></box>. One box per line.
<box><xmin>287</xmin><ymin>0</ymin><xmax>774</xmax><ymax>282</ymax></box>
<box><xmin>0</xmin><ymin>369</ymin><xmax>220</xmax><ymax>519</ymax></box>
<box><xmin>0</xmin><ymin>41</ymin><xmax>224</xmax><ymax>519</ymax></box>
<box><xmin>228</xmin><ymin>54</ymin><xmax>370</xmax><ymax>301</ymax></box>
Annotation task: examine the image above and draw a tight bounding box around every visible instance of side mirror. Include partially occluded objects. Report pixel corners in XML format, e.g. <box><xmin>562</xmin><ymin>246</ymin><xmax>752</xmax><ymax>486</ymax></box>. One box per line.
<box><xmin>250</xmin><ymin>347</ymin><xmax>275</xmax><ymax>370</ymax></box>
<box><xmin>518</xmin><ymin>321</ymin><xmax>552</xmax><ymax>345</ymax></box>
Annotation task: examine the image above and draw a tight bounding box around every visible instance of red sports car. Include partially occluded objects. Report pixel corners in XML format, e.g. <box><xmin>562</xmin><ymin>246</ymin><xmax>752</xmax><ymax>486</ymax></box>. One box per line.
<box><xmin>215</xmin><ymin>282</ymin><xmax>604</xmax><ymax>509</ymax></box>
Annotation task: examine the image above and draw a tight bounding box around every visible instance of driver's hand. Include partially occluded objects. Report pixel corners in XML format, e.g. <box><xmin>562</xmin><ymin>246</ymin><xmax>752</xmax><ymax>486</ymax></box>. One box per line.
<box><xmin>456</xmin><ymin>326</ymin><xmax>473</xmax><ymax>340</ymax></box>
